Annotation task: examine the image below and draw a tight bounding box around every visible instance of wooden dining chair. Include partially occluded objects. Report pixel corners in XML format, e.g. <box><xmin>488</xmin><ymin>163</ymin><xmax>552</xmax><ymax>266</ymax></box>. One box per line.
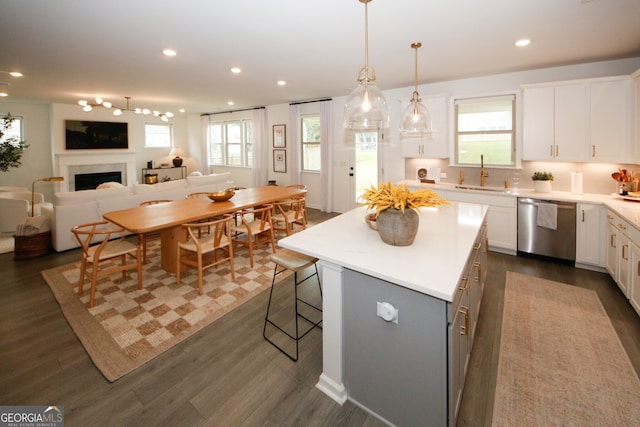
<box><xmin>286</xmin><ymin>184</ymin><xmax>308</xmax><ymax>225</ymax></box>
<box><xmin>137</xmin><ymin>199</ymin><xmax>172</xmax><ymax>263</ymax></box>
<box><xmin>176</xmin><ymin>214</ymin><xmax>235</xmax><ymax>294</ymax></box>
<box><xmin>71</xmin><ymin>221</ymin><xmax>142</xmax><ymax>308</ymax></box>
<box><xmin>232</xmin><ymin>204</ymin><xmax>276</xmax><ymax>268</ymax></box>
<box><xmin>273</xmin><ymin>197</ymin><xmax>307</xmax><ymax>236</ymax></box>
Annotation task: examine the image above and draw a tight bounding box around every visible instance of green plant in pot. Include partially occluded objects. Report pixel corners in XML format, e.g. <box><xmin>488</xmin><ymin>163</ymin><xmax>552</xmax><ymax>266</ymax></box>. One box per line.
<box><xmin>531</xmin><ymin>171</ymin><xmax>554</xmax><ymax>193</ymax></box>
<box><xmin>360</xmin><ymin>182</ymin><xmax>448</xmax><ymax>246</ymax></box>
<box><xmin>0</xmin><ymin>114</ymin><xmax>29</xmax><ymax>173</ymax></box>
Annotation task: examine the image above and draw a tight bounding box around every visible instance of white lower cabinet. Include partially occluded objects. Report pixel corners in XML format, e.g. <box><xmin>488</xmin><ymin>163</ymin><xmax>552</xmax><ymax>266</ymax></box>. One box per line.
<box><xmin>576</xmin><ymin>203</ymin><xmax>605</xmax><ymax>267</ymax></box>
<box><xmin>606</xmin><ymin>210</ymin><xmax>631</xmax><ymax>297</ymax></box>
<box><xmin>446</xmin><ymin>192</ymin><xmax>516</xmax><ymax>253</ymax></box>
<box><xmin>630</xmin><ymin>242</ymin><xmax>640</xmax><ymax>316</ymax></box>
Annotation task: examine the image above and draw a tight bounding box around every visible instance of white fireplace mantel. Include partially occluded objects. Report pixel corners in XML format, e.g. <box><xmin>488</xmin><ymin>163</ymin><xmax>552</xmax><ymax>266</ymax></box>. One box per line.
<box><xmin>56</xmin><ymin>152</ymin><xmax>137</xmax><ymax>192</ymax></box>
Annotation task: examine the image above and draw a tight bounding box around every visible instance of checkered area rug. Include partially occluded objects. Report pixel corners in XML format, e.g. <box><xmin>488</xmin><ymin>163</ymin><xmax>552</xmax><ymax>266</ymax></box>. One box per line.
<box><xmin>41</xmin><ymin>239</ymin><xmax>284</xmax><ymax>381</ymax></box>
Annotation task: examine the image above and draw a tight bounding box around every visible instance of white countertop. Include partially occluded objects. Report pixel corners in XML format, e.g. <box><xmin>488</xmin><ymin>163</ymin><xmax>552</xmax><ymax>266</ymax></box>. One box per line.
<box><xmin>278</xmin><ymin>203</ymin><xmax>488</xmax><ymax>303</ymax></box>
<box><xmin>405</xmin><ymin>179</ymin><xmax>640</xmax><ymax>231</ymax></box>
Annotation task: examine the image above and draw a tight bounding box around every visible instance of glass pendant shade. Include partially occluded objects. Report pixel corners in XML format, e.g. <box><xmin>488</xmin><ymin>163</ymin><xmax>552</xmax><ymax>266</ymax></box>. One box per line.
<box><xmin>400</xmin><ymin>93</ymin><xmax>432</xmax><ymax>138</ymax></box>
<box><xmin>400</xmin><ymin>42</ymin><xmax>432</xmax><ymax>138</ymax></box>
<box><xmin>344</xmin><ymin>75</ymin><xmax>389</xmax><ymax>130</ymax></box>
<box><xmin>344</xmin><ymin>0</ymin><xmax>389</xmax><ymax>131</ymax></box>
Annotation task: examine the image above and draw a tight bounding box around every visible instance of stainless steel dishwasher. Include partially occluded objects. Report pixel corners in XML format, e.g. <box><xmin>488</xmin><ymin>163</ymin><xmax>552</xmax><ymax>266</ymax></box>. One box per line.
<box><xmin>517</xmin><ymin>197</ymin><xmax>576</xmax><ymax>262</ymax></box>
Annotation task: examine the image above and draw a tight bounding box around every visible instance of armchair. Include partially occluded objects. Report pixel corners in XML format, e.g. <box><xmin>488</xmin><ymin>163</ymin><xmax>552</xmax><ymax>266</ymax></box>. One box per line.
<box><xmin>0</xmin><ymin>191</ymin><xmax>50</xmax><ymax>234</ymax></box>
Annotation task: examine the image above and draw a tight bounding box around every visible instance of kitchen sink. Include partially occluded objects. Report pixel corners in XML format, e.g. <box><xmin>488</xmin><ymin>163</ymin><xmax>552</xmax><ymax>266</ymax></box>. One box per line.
<box><xmin>454</xmin><ymin>185</ymin><xmax>511</xmax><ymax>194</ymax></box>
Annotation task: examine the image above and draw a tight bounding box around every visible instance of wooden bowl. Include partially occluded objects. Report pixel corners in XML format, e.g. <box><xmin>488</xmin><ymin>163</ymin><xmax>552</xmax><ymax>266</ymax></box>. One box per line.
<box><xmin>207</xmin><ymin>189</ymin><xmax>235</xmax><ymax>202</ymax></box>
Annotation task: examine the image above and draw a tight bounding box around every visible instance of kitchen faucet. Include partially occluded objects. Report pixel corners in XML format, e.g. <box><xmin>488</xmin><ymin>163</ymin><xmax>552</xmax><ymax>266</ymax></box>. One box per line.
<box><xmin>480</xmin><ymin>154</ymin><xmax>489</xmax><ymax>187</ymax></box>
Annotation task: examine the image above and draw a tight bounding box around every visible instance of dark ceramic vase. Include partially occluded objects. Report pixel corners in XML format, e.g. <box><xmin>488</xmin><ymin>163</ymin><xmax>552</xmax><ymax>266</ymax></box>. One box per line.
<box><xmin>376</xmin><ymin>208</ymin><xmax>419</xmax><ymax>246</ymax></box>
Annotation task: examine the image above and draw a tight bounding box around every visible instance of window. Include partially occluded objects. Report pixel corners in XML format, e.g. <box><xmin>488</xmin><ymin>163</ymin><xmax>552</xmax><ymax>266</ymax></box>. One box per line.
<box><xmin>207</xmin><ymin>119</ymin><xmax>253</xmax><ymax>167</ymax></box>
<box><xmin>301</xmin><ymin>115</ymin><xmax>320</xmax><ymax>171</ymax></box>
<box><xmin>145</xmin><ymin>123</ymin><xmax>172</xmax><ymax>148</ymax></box>
<box><xmin>1</xmin><ymin>115</ymin><xmax>23</xmax><ymax>144</ymax></box>
<box><xmin>455</xmin><ymin>95</ymin><xmax>515</xmax><ymax>166</ymax></box>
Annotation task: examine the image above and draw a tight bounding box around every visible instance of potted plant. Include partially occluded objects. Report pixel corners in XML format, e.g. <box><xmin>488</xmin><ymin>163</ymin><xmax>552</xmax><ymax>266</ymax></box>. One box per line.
<box><xmin>0</xmin><ymin>114</ymin><xmax>29</xmax><ymax>173</ymax></box>
<box><xmin>360</xmin><ymin>182</ymin><xmax>448</xmax><ymax>246</ymax></box>
<box><xmin>532</xmin><ymin>171</ymin><xmax>554</xmax><ymax>193</ymax></box>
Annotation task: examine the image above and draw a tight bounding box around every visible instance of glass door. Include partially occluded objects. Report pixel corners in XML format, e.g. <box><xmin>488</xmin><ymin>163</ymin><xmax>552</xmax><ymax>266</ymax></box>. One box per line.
<box><xmin>351</xmin><ymin>131</ymin><xmax>379</xmax><ymax>209</ymax></box>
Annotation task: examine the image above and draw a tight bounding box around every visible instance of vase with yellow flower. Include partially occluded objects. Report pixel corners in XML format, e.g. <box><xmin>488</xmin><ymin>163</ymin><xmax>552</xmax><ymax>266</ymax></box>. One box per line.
<box><xmin>360</xmin><ymin>182</ymin><xmax>448</xmax><ymax>246</ymax></box>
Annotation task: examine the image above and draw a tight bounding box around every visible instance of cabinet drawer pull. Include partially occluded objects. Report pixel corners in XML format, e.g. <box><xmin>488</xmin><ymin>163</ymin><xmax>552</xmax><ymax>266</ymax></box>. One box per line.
<box><xmin>556</xmin><ymin>145</ymin><xmax>559</xmax><ymax>157</ymax></box>
<box><xmin>473</xmin><ymin>261</ymin><xmax>481</xmax><ymax>282</ymax></box>
<box><xmin>623</xmin><ymin>244</ymin><xmax>628</xmax><ymax>261</ymax></box>
<box><xmin>458</xmin><ymin>277</ymin><xmax>469</xmax><ymax>291</ymax></box>
<box><xmin>550</xmin><ymin>145</ymin><xmax>553</xmax><ymax>157</ymax></box>
<box><xmin>592</xmin><ymin>145</ymin><xmax>596</xmax><ymax>157</ymax></box>
<box><xmin>611</xmin><ymin>234</ymin><xmax>617</xmax><ymax>248</ymax></box>
<box><xmin>581</xmin><ymin>210</ymin><xmax>585</xmax><ymax>222</ymax></box>
<box><xmin>460</xmin><ymin>306</ymin><xmax>469</xmax><ymax>335</ymax></box>
<box><xmin>637</xmin><ymin>260</ymin><xmax>640</xmax><ymax>277</ymax></box>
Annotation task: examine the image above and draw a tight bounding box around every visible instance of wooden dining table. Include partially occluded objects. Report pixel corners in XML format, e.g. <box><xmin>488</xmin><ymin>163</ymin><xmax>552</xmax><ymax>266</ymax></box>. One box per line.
<box><xmin>102</xmin><ymin>185</ymin><xmax>306</xmax><ymax>273</ymax></box>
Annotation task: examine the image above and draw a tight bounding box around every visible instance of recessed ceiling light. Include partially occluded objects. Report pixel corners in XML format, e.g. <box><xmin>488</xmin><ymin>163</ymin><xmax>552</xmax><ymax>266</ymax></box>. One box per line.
<box><xmin>163</xmin><ymin>49</ymin><xmax>177</xmax><ymax>57</ymax></box>
<box><xmin>228</xmin><ymin>101</ymin><xmax>235</xmax><ymax>106</ymax></box>
<box><xmin>9</xmin><ymin>71</ymin><xmax>23</xmax><ymax>77</ymax></box>
<box><xmin>515</xmin><ymin>39</ymin><xmax>531</xmax><ymax>47</ymax></box>
<box><xmin>0</xmin><ymin>92</ymin><xmax>8</xmax><ymax>97</ymax></box>
<box><xmin>179</xmin><ymin>108</ymin><xmax>185</xmax><ymax>113</ymax></box>
<box><xmin>230</xmin><ymin>67</ymin><xmax>242</xmax><ymax>74</ymax></box>
<box><xmin>277</xmin><ymin>80</ymin><xmax>286</xmax><ymax>86</ymax></box>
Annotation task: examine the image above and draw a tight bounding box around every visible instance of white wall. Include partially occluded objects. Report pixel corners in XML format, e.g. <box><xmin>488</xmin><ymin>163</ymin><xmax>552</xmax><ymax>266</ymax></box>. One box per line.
<box><xmin>0</xmin><ymin>102</ymin><xmax>54</xmax><ymax>199</ymax></box>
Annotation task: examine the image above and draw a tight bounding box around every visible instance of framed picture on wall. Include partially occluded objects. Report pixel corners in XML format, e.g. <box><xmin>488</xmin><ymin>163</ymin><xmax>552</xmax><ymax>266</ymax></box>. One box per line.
<box><xmin>273</xmin><ymin>149</ymin><xmax>286</xmax><ymax>173</ymax></box>
<box><xmin>273</xmin><ymin>124</ymin><xmax>286</xmax><ymax>148</ymax></box>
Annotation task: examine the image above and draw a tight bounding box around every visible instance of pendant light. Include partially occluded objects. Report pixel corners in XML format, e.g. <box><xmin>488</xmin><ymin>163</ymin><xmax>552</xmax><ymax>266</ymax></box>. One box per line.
<box><xmin>400</xmin><ymin>42</ymin><xmax>432</xmax><ymax>138</ymax></box>
<box><xmin>344</xmin><ymin>0</ymin><xmax>389</xmax><ymax>130</ymax></box>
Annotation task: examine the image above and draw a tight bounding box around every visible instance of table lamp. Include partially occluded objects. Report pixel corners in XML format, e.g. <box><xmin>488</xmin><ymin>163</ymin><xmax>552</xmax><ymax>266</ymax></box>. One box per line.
<box><xmin>32</xmin><ymin>176</ymin><xmax>64</xmax><ymax>217</ymax></box>
<box><xmin>170</xmin><ymin>147</ymin><xmax>184</xmax><ymax>167</ymax></box>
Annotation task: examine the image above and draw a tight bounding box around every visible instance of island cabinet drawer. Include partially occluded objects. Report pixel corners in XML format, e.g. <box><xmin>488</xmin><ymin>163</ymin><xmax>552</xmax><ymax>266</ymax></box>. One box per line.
<box><xmin>449</xmin><ymin>263</ymin><xmax>472</xmax><ymax>323</ymax></box>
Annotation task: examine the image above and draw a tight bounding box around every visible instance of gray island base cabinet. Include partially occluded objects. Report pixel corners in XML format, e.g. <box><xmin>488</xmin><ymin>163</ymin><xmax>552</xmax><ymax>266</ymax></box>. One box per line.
<box><xmin>279</xmin><ymin>204</ymin><xmax>488</xmax><ymax>426</ymax></box>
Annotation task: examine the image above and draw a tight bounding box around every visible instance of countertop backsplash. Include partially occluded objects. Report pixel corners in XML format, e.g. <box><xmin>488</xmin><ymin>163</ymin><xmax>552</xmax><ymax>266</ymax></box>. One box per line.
<box><xmin>405</xmin><ymin>158</ymin><xmax>638</xmax><ymax>195</ymax></box>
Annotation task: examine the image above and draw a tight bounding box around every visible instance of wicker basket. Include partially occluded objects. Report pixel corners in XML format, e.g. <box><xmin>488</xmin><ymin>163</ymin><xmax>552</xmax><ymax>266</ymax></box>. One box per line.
<box><xmin>14</xmin><ymin>231</ymin><xmax>51</xmax><ymax>260</ymax></box>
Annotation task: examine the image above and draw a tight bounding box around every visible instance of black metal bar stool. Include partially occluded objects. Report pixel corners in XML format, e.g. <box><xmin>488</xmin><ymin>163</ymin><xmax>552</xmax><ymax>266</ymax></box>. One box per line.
<box><xmin>263</xmin><ymin>248</ymin><xmax>322</xmax><ymax>361</ymax></box>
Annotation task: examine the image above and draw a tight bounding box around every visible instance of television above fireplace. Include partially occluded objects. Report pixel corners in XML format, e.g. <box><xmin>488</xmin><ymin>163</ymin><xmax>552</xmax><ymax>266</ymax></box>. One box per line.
<box><xmin>65</xmin><ymin>120</ymin><xmax>128</xmax><ymax>149</ymax></box>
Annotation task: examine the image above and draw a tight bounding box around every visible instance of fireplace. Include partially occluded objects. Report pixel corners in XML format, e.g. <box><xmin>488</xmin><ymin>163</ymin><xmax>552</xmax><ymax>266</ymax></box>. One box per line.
<box><xmin>75</xmin><ymin>171</ymin><xmax>123</xmax><ymax>191</ymax></box>
<box><xmin>55</xmin><ymin>153</ymin><xmax>136</xmax><ymax>192</ymax></box>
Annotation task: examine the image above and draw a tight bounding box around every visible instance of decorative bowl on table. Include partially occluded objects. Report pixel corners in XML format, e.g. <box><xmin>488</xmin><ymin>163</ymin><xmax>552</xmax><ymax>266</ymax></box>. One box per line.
<box><xmin>207</xmin><ymin>189</ymin><xmax>235</xmax><ymax>202</ymax></box>
<box><xmin>364</xmin><ymin>212</ymin><xmax>378</xmax><ymax>230</ymax></box>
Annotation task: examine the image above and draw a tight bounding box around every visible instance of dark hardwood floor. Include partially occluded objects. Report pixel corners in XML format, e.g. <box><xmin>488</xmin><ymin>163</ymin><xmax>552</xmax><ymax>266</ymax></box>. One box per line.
<box><xmin>1</xmin><ymin>209</ymin><xmax>639</xmax><ymax>426</ymax></box>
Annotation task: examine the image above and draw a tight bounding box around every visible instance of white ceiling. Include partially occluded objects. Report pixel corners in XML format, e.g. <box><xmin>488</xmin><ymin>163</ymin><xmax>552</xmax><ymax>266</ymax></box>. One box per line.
<box><xmin>1</xmin><ymin>0</ymin><xmax>639</xmax><ymax>116</ymax></box>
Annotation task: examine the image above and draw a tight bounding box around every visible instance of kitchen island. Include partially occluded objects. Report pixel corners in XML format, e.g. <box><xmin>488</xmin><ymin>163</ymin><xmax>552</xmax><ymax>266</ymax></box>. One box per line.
<box><xmin>279</xmin><ymin>202</ymin><xmax>489</xmax><ymax>426</ymax></box>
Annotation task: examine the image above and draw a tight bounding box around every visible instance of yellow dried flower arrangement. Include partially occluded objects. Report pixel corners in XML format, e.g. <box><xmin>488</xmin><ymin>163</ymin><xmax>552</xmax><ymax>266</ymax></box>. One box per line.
<box><xmin>360</xmin><ymin>181</ymin><xmax>448</xmax><ymax>216</ymax></box>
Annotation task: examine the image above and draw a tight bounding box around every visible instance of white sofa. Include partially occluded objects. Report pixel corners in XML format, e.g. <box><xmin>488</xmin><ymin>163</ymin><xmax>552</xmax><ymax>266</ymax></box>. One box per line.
<box><xmin>0</xmin><ymin>191</ymin><xmax>51</xmax><ymax>234</ymax></box>
<box><xmin>41</xmin><ymin>172</ymin><xmax>232</xmax><ymax>252</ymax></box>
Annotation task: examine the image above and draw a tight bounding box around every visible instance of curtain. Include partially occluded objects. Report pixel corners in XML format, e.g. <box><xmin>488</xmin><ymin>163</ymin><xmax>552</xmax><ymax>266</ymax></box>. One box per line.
<box><xmin>200</xmin><ymin>115</ymin><xmax>210</xmax><ymax>174</ymax></box>
<box><xmin>252</xmin><ymin>108</ymin><xmax>268</xmax><ymax>187</ymax></box>
<box><xmin>319</xmin><ymin>100</ymin><xmax>334</xmax><ymax>212</ymax></box>
<box><xmin>288</xmin><ymin>104</ymin><xmax>302</xmax><ymax>184</ymax></box>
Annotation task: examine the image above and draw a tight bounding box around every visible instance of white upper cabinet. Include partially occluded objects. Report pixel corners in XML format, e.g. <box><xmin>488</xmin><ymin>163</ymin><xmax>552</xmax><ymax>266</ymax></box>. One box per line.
<box><xmin>589</xmin><ymin>78</ymin><xmax>633</xmax><ymax>162</ymax></box>
<box><xmin>522</xmin><ymin>83</ymin><xmax>587</xmax><ymax>161</ymax></box>
<box><xmin>523</xmin><ymin>76</ymin><xmax>633</xmax><ymax>163</ymax></box>
<box><xmin>401</xmin><ymin>95</ymin><xmax>449</xmax><ymax>158</ymax></box>
<box><xmin>633</xmin><ymin>69</ymin><xmax>640</xmax><ymax>162</ymax></box>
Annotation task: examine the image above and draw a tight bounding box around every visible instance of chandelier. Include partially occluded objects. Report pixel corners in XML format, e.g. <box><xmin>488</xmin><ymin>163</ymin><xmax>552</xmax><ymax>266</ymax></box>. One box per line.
<box><xmin>78</xmin><ymin>96</ymin><xmax>174</xmax><ymax>122</ymax></box>
<box><xmin>400</xmin><ymin>42</ymin><xmax>432</xmax><ymax>138</ymax></box>
<box><xmin>344</xmin><ymin>0</ymin><xmax>389</xmax><ymax>130</ymax></box>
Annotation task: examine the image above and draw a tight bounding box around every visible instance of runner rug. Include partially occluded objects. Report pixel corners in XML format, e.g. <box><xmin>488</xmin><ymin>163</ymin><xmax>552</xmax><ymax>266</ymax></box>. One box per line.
<box><xmin>41</xmin><ymin>239</ymin><xmax>279</xmax><ymax>382</ymax></box>
<box><xmin>492</xmin><ymin>271</ymin><xmax>640</xmax><ymax>426</ymax></box>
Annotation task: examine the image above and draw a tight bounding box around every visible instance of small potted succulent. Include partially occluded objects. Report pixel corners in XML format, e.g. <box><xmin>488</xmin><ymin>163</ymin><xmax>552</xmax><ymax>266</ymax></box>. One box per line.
<box><xmin>531</xmin><ymin>171</ymin><xmax>554</xmax><ymax>193</ymax></box>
